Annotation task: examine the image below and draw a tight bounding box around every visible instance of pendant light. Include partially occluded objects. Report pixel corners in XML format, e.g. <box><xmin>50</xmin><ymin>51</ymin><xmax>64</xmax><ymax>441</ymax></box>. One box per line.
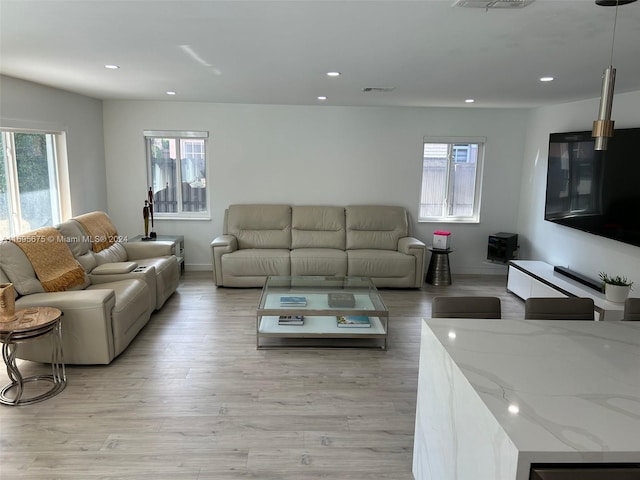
<box><xmin>592</xmin><ymin>0</ymin><xmax>637</xmax><ymax>151</ymax></box>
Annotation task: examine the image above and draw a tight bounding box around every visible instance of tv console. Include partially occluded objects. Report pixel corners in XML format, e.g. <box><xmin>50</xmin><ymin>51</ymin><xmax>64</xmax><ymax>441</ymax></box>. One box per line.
<box><xmin>507</xmin><ymin>260</ymin><xmax>624</xmax><ymax>321</ymax></box>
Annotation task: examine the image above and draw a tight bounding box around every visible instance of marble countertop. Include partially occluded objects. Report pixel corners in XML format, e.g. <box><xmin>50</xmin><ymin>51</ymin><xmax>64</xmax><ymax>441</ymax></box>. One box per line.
<box><xmin>424</xmin><ymin>318</ymin><xmax>640</xmax><ymax>461</ymax></box>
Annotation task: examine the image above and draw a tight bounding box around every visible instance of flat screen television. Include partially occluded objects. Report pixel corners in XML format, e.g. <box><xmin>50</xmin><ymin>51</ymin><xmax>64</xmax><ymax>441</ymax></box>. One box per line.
<box><xmin>545</xmin><ymin>127</ymin><xmax>640</xmax><ymax>248</ymax></box>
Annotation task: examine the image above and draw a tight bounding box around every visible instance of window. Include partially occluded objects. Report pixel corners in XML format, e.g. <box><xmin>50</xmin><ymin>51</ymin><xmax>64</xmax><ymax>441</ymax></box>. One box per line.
<box><xmin>144</xmin><ymin>130</ymin><xmax>209</xmax><ymax>219</ymax></box>
<box><xmin>419</xmin><ymin>137</ymin><xmax>485</xmax><ymax>223</ymax></box>
<box><xmin>1</xmin><ymin>130</ymin><xmax>69</xmax><ymax>237</ymax></box>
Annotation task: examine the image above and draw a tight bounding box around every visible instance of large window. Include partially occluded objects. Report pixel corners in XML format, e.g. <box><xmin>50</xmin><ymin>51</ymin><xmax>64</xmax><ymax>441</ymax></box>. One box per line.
<box><xmin>1</xmin><ymin>130</ymin><xmax>69</xmax><ymax>237</ymax></box>
<box><xmin>144</xmin><ymin>130</ymin><xmax>209</xmax><ymax>219</ymax></box>
<box><xmin>418</xmin><ymin>137</ymin><xmax>485</xmax><ymax>223</ymax></box>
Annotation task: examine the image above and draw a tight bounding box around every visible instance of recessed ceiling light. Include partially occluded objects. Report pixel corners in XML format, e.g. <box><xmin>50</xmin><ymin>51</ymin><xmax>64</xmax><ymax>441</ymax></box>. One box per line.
<box><xmin>362</xmin><ymin>87</ymin><xmax>395</xmax><ymax>93</ymax></box>
<box><xmin>327</xmin><ymin>72</ymin><xmax>341</xmax><ymax>77</ymax></box>
<box><xmin>166</xmin><ymin>91</ymin><xmax>177</xmax><ymax>96</ymax></box>
<box><xmin>317</xmin><ymin>96</ymin><xmax>328</xmax><ymax>101</ymax></box>
<box><xmin>465</xmin><ymin>98</ymin><xmax>475</xmax><ymax>103</ymax></box>
<box><xmin>104</xmin><ymin>64</ymin><xmax>120</xmax><ymax>69</ymax></box>
<box><xmin>539</xmin><ymin>76</ymin><xmax>554</xmax><ymax>82</ymax></box>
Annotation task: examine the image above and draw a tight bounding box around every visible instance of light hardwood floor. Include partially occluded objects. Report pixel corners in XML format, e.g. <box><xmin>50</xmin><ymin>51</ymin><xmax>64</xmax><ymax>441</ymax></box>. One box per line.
<box><xmin>0</xmin><ymin>272</ymin><xmax>524</xmax><ymax>479</ymax></box>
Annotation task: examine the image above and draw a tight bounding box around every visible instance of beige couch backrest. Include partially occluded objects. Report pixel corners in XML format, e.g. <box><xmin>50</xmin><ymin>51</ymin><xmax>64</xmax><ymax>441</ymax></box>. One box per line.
<box><xmin>58</xmin><ymin>217</ymin><xmax>128</xmax><ymax>268</ymax></box>
<box><xmin>226</xmin><ymin>204</ymin><xmax>292</xmax><ymax>249</ymax></box>
<box><xmin>57</xmin><ymin>219</ymin><xmax>98</xmax><ymax>272</ymax></box>
<box><xmin>0</xmin><ymin>240</ymin><xmax>45</xmax><ymax>296</ymax></box>
<box><xmin>345</xmin><ymin>205</ymin><xmax>409</xmax><ymax>250</ymax></box>
<box><xmin>0</xmin><ymin>226</ymin><xmax>91</xmax><ymax>296</ymax></box>
<box><xmin>291</xmin><ymin>206</ymin><xmax>345</xmax><ymax>250</ymax></box>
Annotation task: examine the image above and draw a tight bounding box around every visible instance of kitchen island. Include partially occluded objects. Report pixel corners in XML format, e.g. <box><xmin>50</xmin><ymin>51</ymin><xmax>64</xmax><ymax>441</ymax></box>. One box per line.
<box><xmin>412</xmin><ymin>318</ymin><xmax>640</xmax><ymax>480</ymax></box>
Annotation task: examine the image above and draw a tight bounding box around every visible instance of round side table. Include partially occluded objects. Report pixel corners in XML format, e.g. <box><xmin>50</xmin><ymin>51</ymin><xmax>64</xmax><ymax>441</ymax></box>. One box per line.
<box><xmin>0</xmin><ymin>307</ymin><xmax>66</xmax><ymax>406</ymax></box>
<box><xmin>426</xmin><ymin>247</ymin><xmax>453</xmax><ymax>286</ymax></box>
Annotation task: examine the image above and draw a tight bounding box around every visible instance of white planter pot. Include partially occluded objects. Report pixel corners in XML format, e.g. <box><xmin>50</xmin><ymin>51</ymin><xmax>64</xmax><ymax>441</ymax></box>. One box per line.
<box><xmin>605</xmin><ymin>284</ymin><xmax>631</xmax><ymax>303</ymax></box>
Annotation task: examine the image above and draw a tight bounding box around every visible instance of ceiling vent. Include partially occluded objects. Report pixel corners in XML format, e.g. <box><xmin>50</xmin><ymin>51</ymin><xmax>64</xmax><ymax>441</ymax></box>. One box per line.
<box><xmin>454</xmin><ymin>0</ymin><xmax>535</xmax><ymax>8</ymax></box>
<box><xmin>362</xmin><ymin>87</ymin><xmax>395</xmax><ymax>93</ymax></box>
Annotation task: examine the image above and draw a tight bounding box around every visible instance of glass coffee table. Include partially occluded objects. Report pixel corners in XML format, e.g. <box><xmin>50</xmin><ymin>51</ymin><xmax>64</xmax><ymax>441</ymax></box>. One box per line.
<box><xmin>256</xmin><ymin>276</ymin><xmax>389</xmax><ymax>349</ymax></box>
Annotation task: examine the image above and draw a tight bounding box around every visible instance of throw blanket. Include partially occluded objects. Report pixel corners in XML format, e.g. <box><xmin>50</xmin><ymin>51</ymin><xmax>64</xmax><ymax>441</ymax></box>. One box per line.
<box><xmin>11</xmin><ymin>227</ymin><xmax>86</xmax><ymax>292</ymax></box>
<box><xmin>75</xmin><ymin>211</ymin><xmax>118</xmax><ymax>253</ymax></box>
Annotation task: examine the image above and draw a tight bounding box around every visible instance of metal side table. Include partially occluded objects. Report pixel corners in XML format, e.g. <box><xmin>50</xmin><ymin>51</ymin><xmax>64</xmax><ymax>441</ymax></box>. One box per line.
<box><xmin>426</xmin><ymin>247</ymin><xmax>453</xmax><ymax>286</ymax></box>
<box><xmin>0</xmin><ymin>307</ymin><xmax>66</xmax><ymax>406</ymax></box>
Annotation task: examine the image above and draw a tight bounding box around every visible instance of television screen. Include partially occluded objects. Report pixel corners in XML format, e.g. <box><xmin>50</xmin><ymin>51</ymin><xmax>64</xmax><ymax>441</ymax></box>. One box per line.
<box><xmin>545</xmin><ymin>127</ymin><xmax>640</xmax><ymax>248</ymax></box>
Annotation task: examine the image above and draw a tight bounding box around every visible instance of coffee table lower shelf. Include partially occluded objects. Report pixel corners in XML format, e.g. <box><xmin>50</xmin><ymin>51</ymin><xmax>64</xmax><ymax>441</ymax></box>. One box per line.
<box><xmin>257</xmin><ymin>315</ymin><xmax>387</xmax><ymax>349</ymax></box>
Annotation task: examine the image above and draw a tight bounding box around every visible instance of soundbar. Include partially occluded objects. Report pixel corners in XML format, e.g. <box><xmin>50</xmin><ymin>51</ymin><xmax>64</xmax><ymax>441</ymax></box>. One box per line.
<box><xmin>553</xmin><ymin>265</ymin><xmax>603</xmax><ymax>292</ymax></box>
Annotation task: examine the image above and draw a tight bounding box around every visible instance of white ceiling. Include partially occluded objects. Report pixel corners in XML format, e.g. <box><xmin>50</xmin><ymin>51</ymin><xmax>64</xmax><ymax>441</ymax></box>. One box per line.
<box><xmin>1</xmin><ymin>0</ymin><xmax>639</xmax><ymax>108</ymax></box>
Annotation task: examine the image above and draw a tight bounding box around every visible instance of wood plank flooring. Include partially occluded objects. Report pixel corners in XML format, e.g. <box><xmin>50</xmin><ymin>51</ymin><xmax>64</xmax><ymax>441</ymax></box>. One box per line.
<box><xmin>0</xmin><ymin>272</ymin><xmax>523</xmax><ymax>479</ymax></box>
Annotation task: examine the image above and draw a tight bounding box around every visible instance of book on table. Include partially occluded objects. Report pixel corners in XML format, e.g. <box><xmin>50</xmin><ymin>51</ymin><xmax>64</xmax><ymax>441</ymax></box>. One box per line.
<box><xmin>278</xmin><ymin>315</ymin><xmax>304</xmax><ymax>325</ymax></box>
<box><xmin>336</xmin><ymin>315</ymin><xmax>371</xmax><ymax>328</ymax></box>
<box><xmin>279</xmin><ymin>296</ymin><xmax>307</xmax><ymax>306</ymax></box>
<box><xmin>328</xmin><ymin>292</ymin><xmax>355</xmax><ymax>308</ymax></box>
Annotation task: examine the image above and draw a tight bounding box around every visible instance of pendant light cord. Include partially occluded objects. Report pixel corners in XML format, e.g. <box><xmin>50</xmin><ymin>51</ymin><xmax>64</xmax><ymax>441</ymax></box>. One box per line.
<box><xmin>610</xmin><ymin>0</ymin><xmax>620</xmax><ymax>66</ymax></box>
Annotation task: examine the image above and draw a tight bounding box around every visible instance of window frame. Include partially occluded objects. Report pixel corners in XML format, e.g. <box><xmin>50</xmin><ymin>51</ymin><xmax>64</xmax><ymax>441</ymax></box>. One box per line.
<box><xmin>144</xmin><ymin>130</ymin><xmax>210</xmax><ymax>220</ymax></box>
<box><xmin>1</xmin><ymin>127</ymin><xmax>71</xmax><ymax>237</ymax></box>
<box><xmin>418</xmin><ymin>136</ymin><xmax>486</xmax><ymax>224</ymax></box>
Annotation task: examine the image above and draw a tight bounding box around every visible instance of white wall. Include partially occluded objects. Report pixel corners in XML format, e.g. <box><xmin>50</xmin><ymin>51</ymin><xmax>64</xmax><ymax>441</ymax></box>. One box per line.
<box><xmin>518</xmin><ymin>89</ymin><xmax>640</xmax><ymax>288</ymax></box>
<box><xmin>0</xmin><ymin>75</ymin><xmax>107</xmax><ymax>215</ymax></box>
<box><xmin>103</xmin><ymin>101</ymin><xmax>528</xmax><ymax>271</ymax></box>
<box><xmin>6</xmin><ymin>73</ymin><xmax>637</xmax><ymax>283</ymax></box>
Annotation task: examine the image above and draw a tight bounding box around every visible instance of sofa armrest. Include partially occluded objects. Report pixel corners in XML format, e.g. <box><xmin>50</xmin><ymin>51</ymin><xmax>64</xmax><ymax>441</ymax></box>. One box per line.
<box><xmin>211</xmin><ymin>235</ymin><xmax>238</xmax><ymax>286</ymax></box>
<box><xmin>15</xmin><ymin>290</ymin><xmax>117</xmax><ymax>364</ymax></box>
<box><xmin>16</xmin><ymin>289</ymin><xmax>115</xmax><ymax>310</ymax></box>
<box><xmin>123</xmin><ymin>241</ymin><xmax>174</xmax><ymax>260</ymax></box>
<box><xmin>398</xmin><ymin>237</ymin><xmax>427</xmax><ymax>288</ymax></box>
<box><xmin>211</xmin><ymin>234</ymin><xmax>237</xmax><ymax>250</ymax></box>
<box><xmin>91</xmin><ymin>261</ymin><xmax>138</xmax><ymax>274</ymax></box>
<box><xmin>89</xmin><ymin>266</ymin><xmax>157</xmax><ymax>312</ymax></box>
<box><xmin>398</xmin><ymin>236</ymin><xmax>426</xmax><ymax>255</ymax></box>
<box><xmin>89</xmin><ymin>265</ymin><xmax>156</xmax><ymax>284</ymax></box>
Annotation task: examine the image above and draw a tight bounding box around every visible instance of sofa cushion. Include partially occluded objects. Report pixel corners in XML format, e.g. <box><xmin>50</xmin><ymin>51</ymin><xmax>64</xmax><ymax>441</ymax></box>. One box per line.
<box><xmin>347</xmin><ymin>249</ymin><xmax>415</xmax><ymax>278</ymax></box>
<box><xmin>0</xmin><ymin>241</ymin><xmax>45</xmax><ymax>296</ymax></box>
<box><xmin>55</xmin><ymin>220</ymin><xmax>98</xmax><ymax>273</ymax></box>
<box><xmin>75</xmin><ymin>252</ymin><xmax>98</xmax><ymax>273</ymax></box>
<box><xmin>56</xmin><ymin>219</ymin><xmax>92</xmax><ymax>258</ymax></box>
<box><xmin>291</xmin><ymin>248</ymin><xmax>347</xmax><ymax>276</ymax></box>
<box><xmin>221</xmin><ymin>249</ymin><xmax>290</xmax><ymax>277</ymax></box>
<box><xmin>74</xmin><ymin>211</ymin><xmax>119</xmax><ymax>253</ymax></box>
<box><xmin>227</xmin><ymin>204</ymin><xmax>291</xmax><ymax>249</ymax></box>
<box><xmin>94</xmin><ymin>242</ymin><xmax>128</xmax><ymax>265</ymax></box>
<box><xmin>0</xmin><ymin>239</ymin><xmax>91</xmax><ymax>295</ymax></box>
<box><xmin>291</xmin><ymin>206</ymin><xmax>345</xmax><ymax>250</ymax></box>
<box><xmin>345</xmin><ymin>205</ymin><xmax>409</xmax><ymax>250</ymax></box>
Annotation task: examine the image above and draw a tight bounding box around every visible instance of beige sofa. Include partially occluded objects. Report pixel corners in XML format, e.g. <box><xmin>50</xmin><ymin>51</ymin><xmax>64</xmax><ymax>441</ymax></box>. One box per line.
<box><xmin>211</xmin><ymin>204</ymin><xmax>426</xmax><ymax>288</ymax></box>
<box><xmin>0</xmin><ymin>212</ymin><xmax>180</xmax><ymax>365</ymax></box>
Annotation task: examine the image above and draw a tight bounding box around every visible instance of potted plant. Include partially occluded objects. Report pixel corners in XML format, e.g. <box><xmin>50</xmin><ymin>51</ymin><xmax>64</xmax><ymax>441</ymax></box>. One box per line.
<box><xmin>599</xmin><ymin>272</ymin><xmax>634</xmax><ymax>303</ymax></box>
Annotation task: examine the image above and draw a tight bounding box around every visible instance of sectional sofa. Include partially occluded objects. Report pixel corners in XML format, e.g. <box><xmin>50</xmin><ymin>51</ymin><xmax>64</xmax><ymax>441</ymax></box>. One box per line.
<box><xmin>0</xmin><ymin>212</ymin><xmax>180</xmax><ymax>364</ymax></box>
<box><xmin>211</xmin><ymin>204</ymin><xmax>426</xmax><ymax>288</ymax></box>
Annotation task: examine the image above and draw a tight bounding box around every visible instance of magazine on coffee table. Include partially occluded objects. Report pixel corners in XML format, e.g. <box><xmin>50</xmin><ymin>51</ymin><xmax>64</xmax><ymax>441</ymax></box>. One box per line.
<box><xmin>278</xmin><ymin>315</ymin><xmax>304</xmax><ymax>325</ymax></box>
<box><xmin>279</xmin><ymin>296</ymin><xmax>307</xmax><ymax>306</ymax></box>
<box><xmin>336</xmin><ymin>315</ymin><xmax>371</xmax><ymax>328</ymax></box>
